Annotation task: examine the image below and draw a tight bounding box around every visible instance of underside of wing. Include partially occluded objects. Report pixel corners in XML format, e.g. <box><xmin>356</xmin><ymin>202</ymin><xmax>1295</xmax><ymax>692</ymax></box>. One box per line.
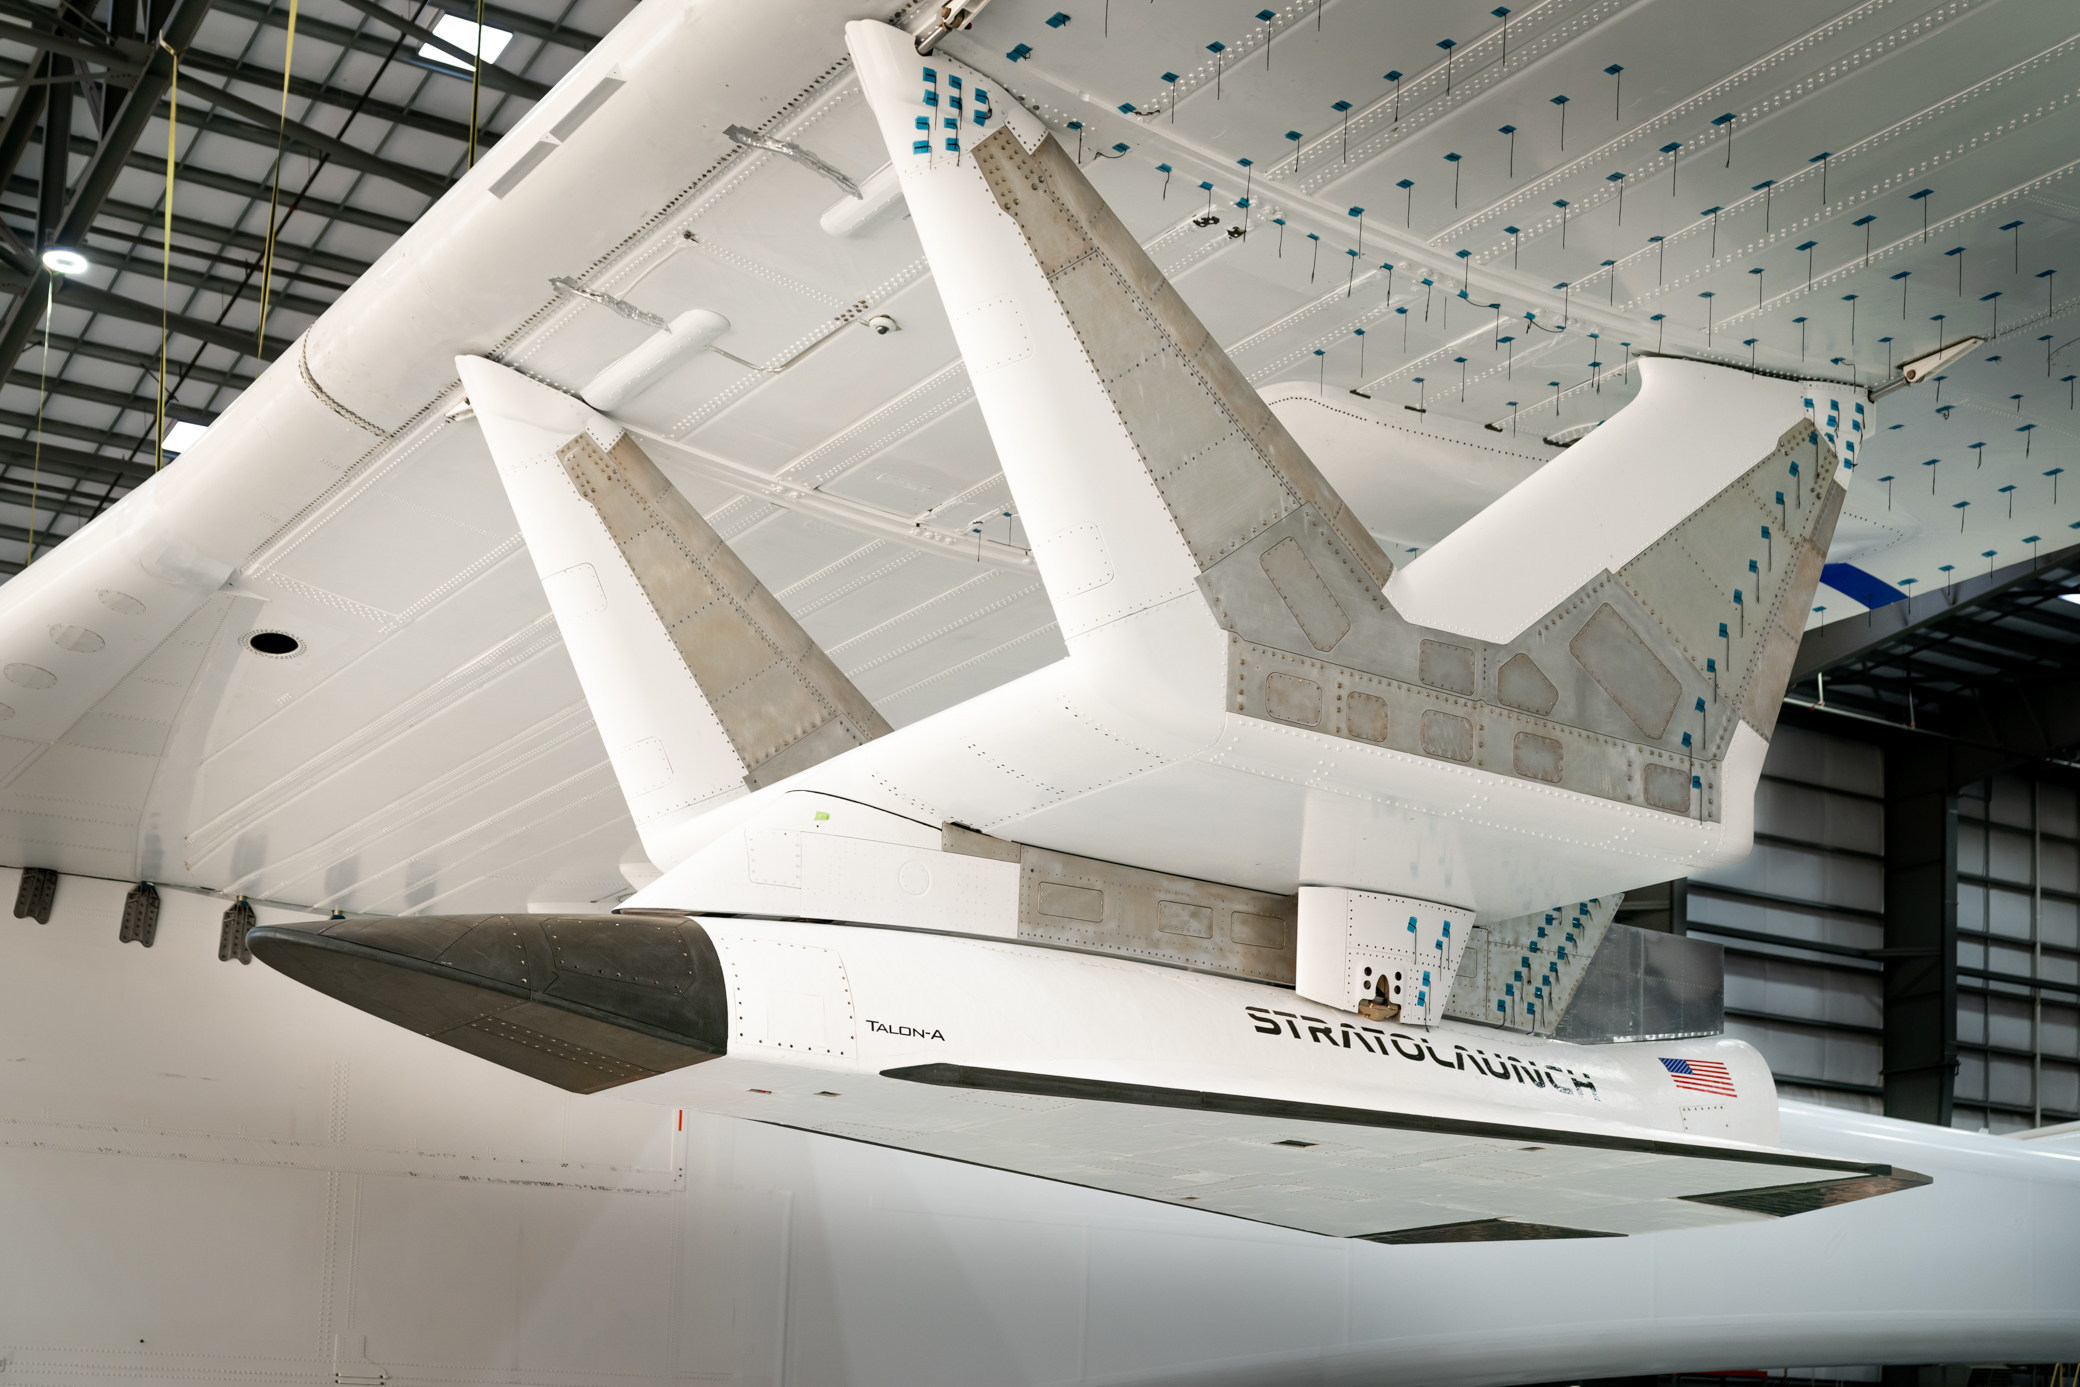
<box><xmin>678</xmin><ymin>1061</ymin><xmax>1928</xmax><ymax>1242</ymax></box>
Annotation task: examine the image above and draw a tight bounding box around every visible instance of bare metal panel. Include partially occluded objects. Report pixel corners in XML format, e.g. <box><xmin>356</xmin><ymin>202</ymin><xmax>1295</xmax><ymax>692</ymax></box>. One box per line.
<box><xmin>945</xmin><ymin>825</ymin><xmax>1298</xmax><ymax>982</ymax></box>
<box><xmin>1158</xmin><ymin>900</ymin><xmax>1213</xmax><ymax>938</ymax></box>
<box><xmin>557</xmin><ymin>432</ymin><xmax>890</xmax><ymax>789</ymax></box>
<box><xmin>1513</xmin><ymin>732</ymin><xmax>1564</xmax><ymax>783</ymax></box>
<box><xmin>1614</xmin><ymin>432</ymin><xmax>1846</xmax><ymax>743</ymax></box>
<box><xmin>1569</xmin><ymin>604</ymin><xmax>1681</xmax><ymax>739</ymax></box>
<box><xmin>1496</xmin><ymin>653</ymin><xmax>1559</xmax><ymax>715</ymax></box>
<box><xmin>1036</xmin><ymin>882</ymin><xmax>1105</xmax><ymax>923</ymax></box>
<box><xmin>1018</xmin><ymin>846</ymin><xmax>1300</xmax><ymax>981</ymax></box>
<box><xmin>1265</xmin><ymin>671</ymin><xmax>1323</xmax><ymax>725</ymax></box>
<box><xmin>1553</xmin><ymin>926</ymin><xmax>1725</xmax><ymax>1044</ymax></box>
<box><xmin>1446</xmin><ymin>896</ymin><xmax>1621</xmax><ymax>1033</ymax></box>
<box><xmin>1644</xmin><ymin>763</ymin><xmax>1693</xmax><ymax>814</ymax></box>
<box><xmin>1418</xmin><ymin>639</ymin><xmax>1478</xmax><ymax>696</ymax></box>
<box><xmin>1261</xmin><ymin>538</ymin><xmax>1352</xmax><ymax>652</ymax></box>
<box><xmin>1214</xmin><ymin>416</ymin><xmax>1838</xmax><ymax>822</ymax></box>
<box><xmin>1231</xmin><ymin>911</ymin><xmax>1287</xmax><ymax>949</ymax></box>
<box><xmin>972</xmin><ymin>129</ymin><xmax>1396</xmax><ymax>586</ymax></box>
<box><xmin>1420</xmin><ymin>710</ymin><xmax>1474</xmax><ymax>762</ymax></box>
<box><xmin>1347</xmin><ymin>690</ymin><xmax>1390</xmax><ymax>743</ymax></box>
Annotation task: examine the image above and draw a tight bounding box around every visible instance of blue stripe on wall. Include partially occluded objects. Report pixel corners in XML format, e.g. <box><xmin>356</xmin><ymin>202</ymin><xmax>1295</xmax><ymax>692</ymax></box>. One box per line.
<box><xmin>1820</xmin><ymin>562</ymin><xmax>1907</xmax><ymax>609</ymax></box>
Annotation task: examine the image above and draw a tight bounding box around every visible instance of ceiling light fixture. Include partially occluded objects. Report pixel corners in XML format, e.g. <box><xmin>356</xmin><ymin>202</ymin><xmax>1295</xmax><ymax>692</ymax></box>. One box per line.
<box><xmin>39</xmin><ymin>247</ymin><xmax>88</xmax><ymax>276</ymax></box>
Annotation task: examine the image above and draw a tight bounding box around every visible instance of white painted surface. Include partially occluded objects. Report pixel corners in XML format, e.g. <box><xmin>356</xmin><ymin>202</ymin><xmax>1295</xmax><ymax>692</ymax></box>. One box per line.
<box><xmin>1389</xmin><ymin>358</ymin><xmax>1855</xmax><ymax>644</ymax></box>
<box><xmin>818</xmin><ymin>161</ymin><xmax>906</xmax><ymax>237</ymax></box>
<box><xmin>1266</xmin><ymin>383</ymin><xmax>1559</xmax><ymax>555</ymax></box>
<box><xmin>0</xmin><ymin>0</ymin><xmax>913</xmax><ymax>908</ymax></box>
<box><xmin>0</xmin><ymin>869</ymin><xmax>2074</xmax><ymax>1385</ymax></box>
<box><xmin>680</xmin><ymin>915</ymin><xmax>1782</xmax><ymax>1156</ymax></box>
<box><xmin>581</xmin><ymin>308</ymin><xmax>733</xmax><ymax>412</ymax></box>
<box><xmin>1295</xmin><ymin>886</ymin><xmax>1473</xmax><ymax>1024</ymax></box>
<box><xmin>653</xmin><ymin>789</ymin><xmax>1020</xmax><ymax>935</ymax></box>
<box><xmin>0</xmin><ymin>0</ymin><xmax>2061</xmax><ymax>926</ymax></box>
<box><xmin>851</xmin><ymin>24</ymin><xmax>1206</xmax><ymax>652</ymax></box>
<box><xmin>461</xmin><ymin>355</ymin><xmax>748</xmax><ymax>869</ymax></box>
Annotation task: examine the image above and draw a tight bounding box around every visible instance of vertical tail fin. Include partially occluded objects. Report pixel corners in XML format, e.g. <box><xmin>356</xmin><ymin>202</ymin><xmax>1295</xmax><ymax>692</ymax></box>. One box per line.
<box><xmin>848</xmin><ymin>20</ymin><xmax>1390</xmax><ymax>662</ymax></box>
<box><xmin>458</xmin><ymin>356</ymin><xmax>889</xmax><ymax>870</ymax></box>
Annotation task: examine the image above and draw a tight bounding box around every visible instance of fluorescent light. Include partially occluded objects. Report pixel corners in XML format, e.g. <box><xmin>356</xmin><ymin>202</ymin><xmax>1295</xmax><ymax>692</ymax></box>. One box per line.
<box><xmin>39</xmin><ymin>247</ymin><xmax>88</xmax><ymax>275</ymax></box>
<box><xmin>2061</xmin><ymin>592</ymin><xmax>2080</xmax><ymax>606</ymax></box>
<box><xmin>162</xmin><ymin>420</ymin><xmax>209</xmax><ymax>453</ymax></box>
<box><xmin>420</xmin><ymin>14</ymin><xmax>512</xmax><ymax>69</ymax></box>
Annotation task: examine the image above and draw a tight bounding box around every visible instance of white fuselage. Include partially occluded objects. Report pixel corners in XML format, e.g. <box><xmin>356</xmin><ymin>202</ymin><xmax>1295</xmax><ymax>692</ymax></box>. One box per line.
<box><xmin>624</xmin><ymin>914</ymin><xmax>2080</xmax><ymax>1376</ymax></box>
<box><xmin>3</xmin><ymin>872</ymin><xmax>2077</xmax><ymax>1383</ymax></box>
<box><xmin>642</xmin><ymin>915</ymin><xmax>1780</xmax><ymax>1149</ymax></box>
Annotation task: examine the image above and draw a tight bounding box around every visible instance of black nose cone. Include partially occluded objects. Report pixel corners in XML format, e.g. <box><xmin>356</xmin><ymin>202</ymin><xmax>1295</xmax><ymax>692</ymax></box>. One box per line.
<box><xmin>249</xmin><ymin>913</ymin><xmax>728</xmax><ymax>1092</ymax></box>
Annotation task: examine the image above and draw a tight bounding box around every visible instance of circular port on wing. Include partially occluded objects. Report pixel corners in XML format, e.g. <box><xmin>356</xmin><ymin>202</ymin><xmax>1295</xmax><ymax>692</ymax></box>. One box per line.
<box><xmin>245</xmin><ymin>631</ymin><xmax>303</xmax><ymax>657</ymax></box>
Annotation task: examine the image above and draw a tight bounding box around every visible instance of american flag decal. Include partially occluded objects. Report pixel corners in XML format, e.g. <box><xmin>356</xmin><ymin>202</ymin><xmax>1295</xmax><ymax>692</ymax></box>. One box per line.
<box><xmin>1659</xmin><ymin>1057</ymin><xmax>1737</xmax><ymax>1097</ymax></box>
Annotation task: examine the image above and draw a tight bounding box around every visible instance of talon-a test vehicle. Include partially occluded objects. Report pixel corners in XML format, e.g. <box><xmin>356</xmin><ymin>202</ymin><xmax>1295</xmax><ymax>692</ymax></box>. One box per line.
<box><xmin>0</xmin><ymin>1</ymin><xmax>2075</xmax><ymax>1382</ymax></box>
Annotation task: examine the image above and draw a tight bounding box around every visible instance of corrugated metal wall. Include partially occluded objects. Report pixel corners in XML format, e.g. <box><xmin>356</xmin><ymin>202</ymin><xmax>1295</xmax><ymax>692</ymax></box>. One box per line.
<box><xmin>1680</xmin><ymin>725</ymin><xmax>2079</xmax><ymax>1132</ymax></box>
<box><xmin>1689</xmin><ymin>725</ymin><xmax>1888</xmax><ymax>1113</ymax></box>
<box><xmin>1955</xmin><ymin>777</ymin><xmax>2080</xmax><ymax>1130</ymax></box>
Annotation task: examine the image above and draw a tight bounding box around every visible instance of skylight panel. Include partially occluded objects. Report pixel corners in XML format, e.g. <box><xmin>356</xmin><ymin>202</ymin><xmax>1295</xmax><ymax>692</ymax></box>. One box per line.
<box><xmin>420</xmin><ymin>15</ymin><xmax>513</xmax><ymax>70</ymax></box>
<box><xmin>162</xmin><ymin>420</ymin><xmax>209</xmax><ymax>453</ymax></box>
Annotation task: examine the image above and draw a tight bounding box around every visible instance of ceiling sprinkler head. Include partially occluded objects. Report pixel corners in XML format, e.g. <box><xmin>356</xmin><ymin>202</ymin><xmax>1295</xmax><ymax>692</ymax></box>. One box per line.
<box><xmin>867</xmin><ymin>314</ymin><xmax>900</xmax><ymax>335</ymax></box>
<box><xmin>1192</xmin><ymin>210</ymin><xmax>1221</xmax><ymax>228</ymax></box>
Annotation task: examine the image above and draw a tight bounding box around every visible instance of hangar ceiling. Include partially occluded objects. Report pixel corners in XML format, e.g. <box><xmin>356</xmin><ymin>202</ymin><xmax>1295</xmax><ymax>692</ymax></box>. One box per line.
<box><xmin>0</xmin><ymin>0</ymin><xmax>623</xmax><ymax>572</ymax></box>
<box><xmin>2</xmin><ymin>0</ymin><xmax>2078</xmax><ymax>913</ymax></box>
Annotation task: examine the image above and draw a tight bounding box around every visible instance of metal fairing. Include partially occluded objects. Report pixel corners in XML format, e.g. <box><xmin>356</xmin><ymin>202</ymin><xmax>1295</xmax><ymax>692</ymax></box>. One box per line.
<box><xmin>1445</xmin><ymin>895</ymin><xmax>1622</xmax><ymax>1031</ymax></box>
<box><xmin>1233</xmin><ymin>431</ymin><xmax>1841</xmax><ymax>815</ymax></box>
<box><xmin>630</xmin><ymin>792</ymin><xmax>1302</xmax><ymax>984</ymax></box>
<box><xmin>948</xmin><ymin>822</ymin><xmax>1300</xmax><ymax>984</ymax></box>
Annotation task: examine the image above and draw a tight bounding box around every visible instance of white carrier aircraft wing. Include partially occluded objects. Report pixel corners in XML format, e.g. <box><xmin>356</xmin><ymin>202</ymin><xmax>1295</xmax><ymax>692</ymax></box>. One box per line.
<box><xmin>684</xmin><ymin>1060</ymin><xmax>1927</xmax><ymax>1242</ymax></box>
<box><xmin>0</xmin><ymin>0</ymin><xmax>933</xmax><ymax>913</ymax></box>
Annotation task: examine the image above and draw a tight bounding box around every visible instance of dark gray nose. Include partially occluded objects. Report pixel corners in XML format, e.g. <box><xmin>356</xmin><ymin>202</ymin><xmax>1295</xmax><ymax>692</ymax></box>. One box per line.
<box><xmin>248</xmin><ymin>913</ymin><xmax>728</xmax><ymax>1092</ymax></box>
